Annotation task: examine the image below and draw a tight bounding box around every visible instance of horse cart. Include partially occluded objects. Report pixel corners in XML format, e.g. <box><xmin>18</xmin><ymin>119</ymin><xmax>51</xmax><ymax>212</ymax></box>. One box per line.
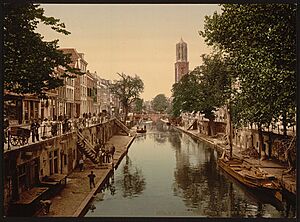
<box><xmin>9</xmin><ymin>127</ymin><xmax>31</xmax><ymax>146</ymax></box>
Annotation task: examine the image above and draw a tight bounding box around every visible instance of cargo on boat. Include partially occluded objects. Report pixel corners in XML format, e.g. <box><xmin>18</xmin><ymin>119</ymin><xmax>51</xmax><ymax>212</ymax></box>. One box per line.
<box><xmin>218</xmin><ymin>156</ymin><xmax>282</xmax><ymax>201</ymax></box>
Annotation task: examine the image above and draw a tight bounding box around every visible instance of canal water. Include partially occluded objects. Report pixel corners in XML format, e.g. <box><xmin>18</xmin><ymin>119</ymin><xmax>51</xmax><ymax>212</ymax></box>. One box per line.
<box><xmin>85</xmin><ymin>122</ymin><xmax>295</xmax><ymax>218</ymax></box>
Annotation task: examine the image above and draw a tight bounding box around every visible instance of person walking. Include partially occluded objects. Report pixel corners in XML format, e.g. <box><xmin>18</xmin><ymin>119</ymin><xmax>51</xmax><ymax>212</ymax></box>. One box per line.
<box><xmin>88</xmin><ymin>171</ymin><xmax>96</xmax><ymax>189</ymax></box>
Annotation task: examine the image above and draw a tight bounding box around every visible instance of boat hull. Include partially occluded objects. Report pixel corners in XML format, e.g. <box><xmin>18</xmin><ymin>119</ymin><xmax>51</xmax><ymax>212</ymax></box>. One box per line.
<box><xmin>218</xmin><ymin>158</ymin><xmax>282</xmax><ymax>200</ymax></box>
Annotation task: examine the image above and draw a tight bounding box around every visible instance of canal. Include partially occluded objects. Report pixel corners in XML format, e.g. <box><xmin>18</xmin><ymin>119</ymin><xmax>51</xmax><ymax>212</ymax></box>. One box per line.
<box><xmin>85</xmin><ymin>122</ymin><xmax>295</xmax><ymax>218</ymax></box>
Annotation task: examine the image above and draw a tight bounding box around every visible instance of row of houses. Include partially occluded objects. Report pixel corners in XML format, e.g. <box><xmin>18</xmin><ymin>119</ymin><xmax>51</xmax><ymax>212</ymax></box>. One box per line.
<box><xmin>4</xmin><ymin>48</ymin><xmax>120</xmax><ymax>127</ymax></box>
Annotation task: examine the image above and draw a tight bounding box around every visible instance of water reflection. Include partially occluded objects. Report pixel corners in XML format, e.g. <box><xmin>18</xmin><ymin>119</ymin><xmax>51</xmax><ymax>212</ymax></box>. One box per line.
<box><xmin>86</xmin><ymin>123</ymin><xmax>295</xmax><ymax>218</ymax></box>
<box><xmin>117</xmin><ymin>155</ymin><xmax>146</xmax><ymax>198</ymax></box>
<box><xmin>172</xmin><ymin>134</ymin><xmax>290</xmax><ymax>217</ymax></box>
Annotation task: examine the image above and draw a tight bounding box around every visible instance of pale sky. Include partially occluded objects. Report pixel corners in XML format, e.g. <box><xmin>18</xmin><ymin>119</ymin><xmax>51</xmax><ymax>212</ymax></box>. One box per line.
<box><xmin>37</xmin><ymin>4</ymin><xmax>221</xmax><ymax>101</ymax></box>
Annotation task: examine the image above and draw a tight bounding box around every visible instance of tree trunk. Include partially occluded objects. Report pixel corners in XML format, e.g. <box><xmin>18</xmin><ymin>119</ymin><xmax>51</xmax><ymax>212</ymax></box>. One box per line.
<box><xmin>282</xmin><ymin>112</ymin><xmax>287</xmax><ymax>138</ymax></box>
<box><xmin>257</xmin><ymin>124</ymin><xmax>264</xmax><ymax>158</ymax></box>
<box><xmin>123</xmin><ymin>105</ymin><xmax>128</xmax><ymax>124</ymax></box>
<box><xmin>226</xmin><ymin>105</ymin><xmax>233</xmax><ymax>159</ymax></box>
<box><xmin>268</xmin><ymin>130</ymin><xmax>273</xmax><ymax>158</ymax></box>
<box><xmin>208</xmin><ymin>117</ymin><xmax>215</xmax><ymax>136</ymax></box>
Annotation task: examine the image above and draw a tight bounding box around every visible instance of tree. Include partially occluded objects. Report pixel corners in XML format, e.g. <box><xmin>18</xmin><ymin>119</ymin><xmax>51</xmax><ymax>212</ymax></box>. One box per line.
<box><xmin>4</xmin><ymin>3</ymin><xmax>83</xmax><ymax>98</ymax></box>
<box><xmin>171</xmin><ymin>53</ymin><xmax>231</xmax><ymax>136</ymax></box>
<box><xmin>152</xmin><ymin>94</ymin><xmax>169</xmax><ymax>113</ymax></box>
<box><xmin>110</xmin><ymin>73</ymin><xmax>144</xmax><ymax>122</ymax></box>
<box><xmin>200</xmin><ymin>4</ymin><xmax>296</xmax><ymax>156</ymax></box>
<box><xmin>134</xmin><ymin>98</ymin><xmax>144</xmax><ymax>113</ymax></box>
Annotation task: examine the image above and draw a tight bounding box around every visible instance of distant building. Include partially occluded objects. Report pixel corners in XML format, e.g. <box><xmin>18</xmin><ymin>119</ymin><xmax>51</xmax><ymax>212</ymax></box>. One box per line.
<box><xmin>86</xmin><ymin>71</ymin><xmax>94</xmax><ymax>114</ymax></box>
<box><xmin>175</xmin><ymin>38</ymin><xmax>189</xmax><ymax>83</ymax></box>
<box><xmin>59</xmin><ymin>48</ymin><xmax>88</xmax><ymax>118</ymax></box>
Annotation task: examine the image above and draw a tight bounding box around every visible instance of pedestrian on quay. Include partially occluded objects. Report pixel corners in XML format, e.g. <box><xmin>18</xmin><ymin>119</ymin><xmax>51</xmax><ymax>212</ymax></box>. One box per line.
<box><xmin>110</xmin><ymin>145</ymin><xmax>116</xmax><ymax>161</ymax></box>
<box><xmin>4</xmin><ymin>117</ymin><xmax>9</xmax><ymax>144</ymax></box>
<box><xmin>51</xmin><ymin>120</ymin><xmax>58</xmax><ymax>136</ymax></box>
<box><xmin>79</xmin><ymin>158</ymin><xmax>84</xmax><ymax>171</ymax></box>
<box><xmin>30</xmin><ymin>119</ymin><xmax>40</xmax><ymax>143</ymax></box>
<box><xmin>88</xmin><ymin>171</ymin><xmax>96</xmax><ymax>189</ymax></box>
<box><xmin>105</xmin><ymin>147</ymin><xmax>110</xmax><ymax>163</ymax></box>
<box><xmin>62</xmin><ymin>117</ymin><xmax>67</xmax><ymax>134</ymax></box>
<box><xmin>40</xmin><ymin>199</ymin><xmax>52</xmax><ymax>215</ymax></box>
<box><xmin>41</xmin><ymin>118</ymin><xmax>47</xmax><ymax>139</ymax></box>
<box><xmin>101</xmin><ymin>145</ymin><xmax>106</xmax><ymax>163</ymax></box>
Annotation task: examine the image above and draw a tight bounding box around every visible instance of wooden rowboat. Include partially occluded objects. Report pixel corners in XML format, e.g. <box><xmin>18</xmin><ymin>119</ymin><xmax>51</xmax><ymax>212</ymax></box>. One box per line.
<box><xmin>218</xmin><ymin>157</ymin><xmax>282</xmax><ymax>200</ymax></box>
<box><xmin>137</xmin><ymin>129</ymin><xmax>147</xmax><ymax>133</ymax></box>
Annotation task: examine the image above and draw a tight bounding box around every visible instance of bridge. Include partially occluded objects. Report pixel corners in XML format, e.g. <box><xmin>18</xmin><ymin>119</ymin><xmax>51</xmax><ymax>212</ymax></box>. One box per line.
<box><xmin>133</xmin><ymin>113</ymin><xmax>167</xmax><ymax>122</ymax></box>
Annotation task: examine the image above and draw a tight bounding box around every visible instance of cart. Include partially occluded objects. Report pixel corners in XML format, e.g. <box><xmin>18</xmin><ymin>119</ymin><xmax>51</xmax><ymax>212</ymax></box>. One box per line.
<box><xmin>10</xmin><ymin>127</ymin><xmax>31</xmax><ymax>146</ymax></box>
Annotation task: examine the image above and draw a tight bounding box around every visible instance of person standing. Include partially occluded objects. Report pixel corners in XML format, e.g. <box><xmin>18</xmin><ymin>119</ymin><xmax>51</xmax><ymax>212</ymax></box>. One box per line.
<box><xmin>88</xmin><ymin>171</ymin><xmax>96</xmax><ymax>189</ymax></box>
<box><xmin>35</xmin><ymin>119</ymin><xmax>40</xmax><ymax>141</ymax></box>
<box><xmin>79</xmin><ymin>158</ymin><xmax>84</xmax><ymax>171</ymax></box>
<box><xmin>4</xmin><ymin>118</ymin><xmax>9</xmax><ymax>144</ymax></box>
<box><xmin>41</xmin><ymin>118</ymin><xmax>47</xmax><ymax>139</ymax></box>
<box><xmin>110</xmin><ymin>145</ymin><xmax>116</xmax><ymax>161</ymax></box>
<box><xmin>30</xmin><ymin>119</ymin><xmax>40</xmax><ymax>142</ymax></box>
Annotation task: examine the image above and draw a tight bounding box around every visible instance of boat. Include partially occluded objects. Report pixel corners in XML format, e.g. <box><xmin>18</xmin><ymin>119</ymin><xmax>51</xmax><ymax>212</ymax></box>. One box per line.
<box><xmin>136</xmin><ymin>129</ymin><xmax>147</xmax><ymax>133</ymax></box>
<box><xmin>218</xmin><ymin>157</ymin><xmax>282</xmax><ymax>201</ymax></box>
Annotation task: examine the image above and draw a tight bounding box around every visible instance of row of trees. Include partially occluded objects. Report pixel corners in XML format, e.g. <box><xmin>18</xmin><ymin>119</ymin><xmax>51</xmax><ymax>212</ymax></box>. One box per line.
<box><xmin>171</xmin><ymin>4</ymin><xmax>296</xmax><ymax>157</ymax></box>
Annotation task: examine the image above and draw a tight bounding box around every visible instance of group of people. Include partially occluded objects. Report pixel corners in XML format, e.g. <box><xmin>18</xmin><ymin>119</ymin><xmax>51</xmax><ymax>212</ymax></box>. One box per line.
<box><xmin>79</xmin><ymin>143</ymin><xmax>116</xmax><ymax>189</ymax></box>
<box><xmin>4</xmin><ymin>112</ymin><xmax>115</xmax><ymax>146</ymax></box>
<box><xmin>99</xmin><ymin>145</ymin><xmax>116</xmax><ymax>164</ymax></box>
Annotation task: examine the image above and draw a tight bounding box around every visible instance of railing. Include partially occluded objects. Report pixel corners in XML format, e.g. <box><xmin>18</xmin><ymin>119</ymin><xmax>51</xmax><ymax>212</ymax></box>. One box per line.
<box><xmin>76</xmin><ymin>130</ymin><xmax>96</xmax><ymax>154</ymax></box>
<box><xmin>113</xmin><ymin>117</ymin><xmax>130</xmax><ymax>135</ymax></box>
<box><xmin>3</xmin><ymin>116</ymin><xmax>113</xmax><ymax>151</ymax></box>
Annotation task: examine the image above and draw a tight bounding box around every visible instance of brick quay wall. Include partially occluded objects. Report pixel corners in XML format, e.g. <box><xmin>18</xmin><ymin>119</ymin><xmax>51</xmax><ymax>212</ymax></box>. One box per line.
<box><xmin>3</xmin><ymin>119</ymin><xmax>121</xmax><ymax>216</ymax></box>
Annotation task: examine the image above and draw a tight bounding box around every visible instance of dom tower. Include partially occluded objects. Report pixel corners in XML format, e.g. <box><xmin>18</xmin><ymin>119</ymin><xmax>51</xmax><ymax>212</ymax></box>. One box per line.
<box><xmin>175</xmin><ymin>38</ymin><xmax>189</xmax><ymax>83</ymax></box>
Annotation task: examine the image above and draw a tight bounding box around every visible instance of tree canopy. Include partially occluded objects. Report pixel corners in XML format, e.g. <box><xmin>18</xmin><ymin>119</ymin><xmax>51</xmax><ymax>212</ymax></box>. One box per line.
<box><xmin>171</xmin><ymin>53</ymin><xmax>231</xmax><ymax>135</ymax></box>
<box><xmin>200</xmin><ymin>4</ymin><xmax>296</xmax><ymax>132</ymax></box>
<box><xmin>4</xmin><ymin>3</ymin><xmax>83</xmax><ymax>98</ymax></box>
<box><xmin>152</xmin><ymin>94</ymin><xmax>169</xmax><ymax>113</ymax></box>
<box><xmin>134</xmin><ymin>98</ymin><xmax>144</xmax><ymax>113</ymax></box>
<box><xmin>172</xmin><ymin>53</ymin><xmax>231</xmax><ymax>118</ymax></box>
<box><xmin>110</xmin><ymin>73</ymin><xmax>144</xmax><ymax>121</ymax></box>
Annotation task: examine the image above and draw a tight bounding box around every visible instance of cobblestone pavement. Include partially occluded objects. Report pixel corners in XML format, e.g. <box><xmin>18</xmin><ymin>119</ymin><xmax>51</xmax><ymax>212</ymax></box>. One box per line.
<box><xmin>36</xmin><ymin>134</ymin><xmax>134</xmax><ymax>217</ymax></box>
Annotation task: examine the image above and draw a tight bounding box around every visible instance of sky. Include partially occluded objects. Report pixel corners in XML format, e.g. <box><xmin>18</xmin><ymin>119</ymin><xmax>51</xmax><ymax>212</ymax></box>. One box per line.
<box><xmin>37</xmin><ymin>4</ymin><xmax>221</xmax><ymax>101</ymax></box>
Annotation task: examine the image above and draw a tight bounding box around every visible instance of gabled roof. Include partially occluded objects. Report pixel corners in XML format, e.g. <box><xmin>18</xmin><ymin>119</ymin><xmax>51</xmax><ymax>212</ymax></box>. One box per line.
<box><xmin>59</xmin><ymin>48</ymin><xmax>88</xmax><ymax>68</ymax></box>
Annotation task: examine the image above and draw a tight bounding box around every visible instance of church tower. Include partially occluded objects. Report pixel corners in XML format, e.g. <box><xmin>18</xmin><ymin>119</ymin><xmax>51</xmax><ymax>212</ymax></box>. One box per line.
<box><xmin>175</xmin><ymin>38</ymin><xmax>189</xmax><ymax>83</ymax></box>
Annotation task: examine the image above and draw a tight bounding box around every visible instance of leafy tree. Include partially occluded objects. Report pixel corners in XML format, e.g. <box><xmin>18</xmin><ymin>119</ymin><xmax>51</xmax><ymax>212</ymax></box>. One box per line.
<box><xmin>172</xmin><ymin>53</ymin><xmax>231</xmax><ymax>136</ymax></box>
<box><xmin>110</xmin><ymin>73</ymin><xmax>144</xmax><ymax>122</ymax></box>
<box><xmin>171</xmin><ymin>68</ymin><xmax>201</xmax><ymax>118</ymax></box>
<box><xmin>4</xmin><ymin>3</ymin><xmax>82</xmax><ymax>98</ymax></box>
<box><xmin>200</xmin><ymin>4</ymin><xmax>296</xmax><ymax>155</ymax></box>
<box><xmin>134</xmin><ymin>98</ymin><xmax>144</xmax><ymax>113</ymax></box>
<box><xmin>152</xmin><ymin>94</ymin><xmax>169</xmax><ymax>113</ymax></box>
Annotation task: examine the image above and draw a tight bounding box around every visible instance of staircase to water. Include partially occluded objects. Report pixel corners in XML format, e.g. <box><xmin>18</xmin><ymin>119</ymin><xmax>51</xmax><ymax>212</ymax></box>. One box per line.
<box><xmin>76</xmin><ymin>130</ymin><xmax>99</xmax><ymax>164</ymax></box>
<box><xmin>113</xmin><ymin>118</ymin><xmax>130</xmax><ymax>135</ymax></box>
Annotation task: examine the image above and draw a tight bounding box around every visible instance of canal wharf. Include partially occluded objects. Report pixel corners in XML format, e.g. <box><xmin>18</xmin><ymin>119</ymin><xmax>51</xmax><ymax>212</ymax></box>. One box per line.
<box><xmin>174</xmin><ymin>126</ymin><xmax>296</xmax><ymax>200</ymax></box>
<box><xmin>36</xmin><ymin>134</ymin><xmax>135</xmax><ymax>217</ymax></box>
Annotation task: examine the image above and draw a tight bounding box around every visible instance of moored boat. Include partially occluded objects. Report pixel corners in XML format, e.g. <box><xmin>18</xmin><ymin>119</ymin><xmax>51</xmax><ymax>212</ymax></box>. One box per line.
<box><xmin>137</xmin><ymin>129</ymin><xmax>147</xmax><ymax>133</ymax></box>
<box><xmin>218</xmin><ymin>157</ymin><xmax>282</xmax><ymax>201</ymax></box>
